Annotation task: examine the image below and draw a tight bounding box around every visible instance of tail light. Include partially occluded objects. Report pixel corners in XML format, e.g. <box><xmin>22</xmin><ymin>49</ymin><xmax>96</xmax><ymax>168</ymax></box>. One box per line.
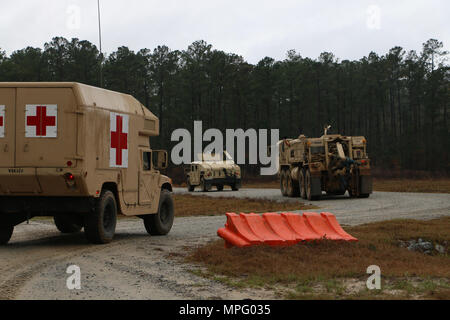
<box><xmin>64</xmin><ymin>173</ymin><xmax>76</xmax><ymax>188</ymax></box>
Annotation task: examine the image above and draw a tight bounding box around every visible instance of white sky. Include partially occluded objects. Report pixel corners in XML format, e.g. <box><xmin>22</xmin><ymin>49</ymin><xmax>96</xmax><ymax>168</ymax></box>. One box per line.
<box><xmin>0</xmin><ymin>0</ymin><xmax>448</xmax><ymax>63</ymax></box>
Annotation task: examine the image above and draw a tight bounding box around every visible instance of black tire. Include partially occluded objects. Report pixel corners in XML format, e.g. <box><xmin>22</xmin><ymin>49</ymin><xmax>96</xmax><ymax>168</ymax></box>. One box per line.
<box><xmin>84</xmin><ymin>190</ymin><xmax>117</xmax><ymax>244</ymax></box>
<box><xmin>299</xmin><ymin>168</ymin><xmax>307</xmax><ymax>199</ymax></box>
<box><xmin>306</xmin><ymin>169</ymin><xmax>320</xmax><ymax>201</ymax></box>
<box><xmin>0</xmin><ymin>225</ymin><xmax>13</xmax><ymax>245</ymax></box>
<box><xmin>54</xmin><ymin>215</ymin><xmax>83</xmax><ymax>234</ymax></box>
<box><xmin>217</xmin><ymin>184</ymin><xmax>224</xmax><ymax>191</ymax></box>
<box><xmin>187</xmin><ymin>180</ymin><xmax>195</xmax><ymax>192</ymax></box>
<box><xmin>231</xmin><ymin>184</ymin><xmax>239</xmax><ymax>191</ymax></box>
<box><xmin>200</xmin><ymin>178</ymin><xmax>211</xmax><ymax>192</ymax></box>
<box><xmin>144</xmin><ymin>190</ymin><xmax>174</xmax><ymax>236</ymax></box>
<box><xmin>280</xmin><ymin>170</ymin><xmax>288</xmax><ymax>197</ymax></box>
<box><xmin>358</xmin><ymin>193</ymin><xmax>370</xmax><ymax>198</ymax></box>
<box><xmin>286</xmin><ymin>170</ymin><xmax>300</xmax><ymax>197</ymax></box>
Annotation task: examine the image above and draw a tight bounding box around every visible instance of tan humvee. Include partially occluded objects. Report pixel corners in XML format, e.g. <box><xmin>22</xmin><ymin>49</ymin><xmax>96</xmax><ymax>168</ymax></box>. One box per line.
<box><xmin>279</xmin><ymin>126</ymin><xmax>372</xmax><ymax>200</ymax></box>
<box><xmin>185</xmin><ymin>151</ymin><xmax>241</xmax><ymax>192</ymax></box>
<box><xmin>0</xmin><ymin>82</ymin><xmax>174</xmax><ymax>245</ymax></box>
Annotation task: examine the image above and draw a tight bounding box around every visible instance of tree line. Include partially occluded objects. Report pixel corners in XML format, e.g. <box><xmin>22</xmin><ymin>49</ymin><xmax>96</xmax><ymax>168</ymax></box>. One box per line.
<box><xmin>0</xmin><ymin>37</ymin><xmax>448</xmax><ymax>173</ymax></box>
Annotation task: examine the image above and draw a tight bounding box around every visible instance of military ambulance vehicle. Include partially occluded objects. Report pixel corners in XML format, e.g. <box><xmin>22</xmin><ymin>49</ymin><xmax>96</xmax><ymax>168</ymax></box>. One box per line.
<box><xmin>0</xmin><ymin>82</ymin><xmax>174</xmax><ymax>245</ymax></box>
<box><xmin>185</xmin><ymin>151</ymin><xmax>241</xmax><ymax>192</ymax></box>
<box><xmin>279</xmin><ymin>126</ymin><xmax>372</xmax><ymax>201</ymax></box>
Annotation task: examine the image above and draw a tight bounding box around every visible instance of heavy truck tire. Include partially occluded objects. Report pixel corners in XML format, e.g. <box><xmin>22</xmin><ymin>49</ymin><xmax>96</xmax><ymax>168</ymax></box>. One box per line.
<box><xmin>187</xmin><ymin>180</ymin><xmax>195</xmax><ymax>192</ymax></box>
<box><xmin>299</xmin><ymin>169</ymin><xmax>307</xmax><ymax>199</ymax></box>
<box><xmin>0</xmin><ymin>225</ymin><xmax>14</xmax><ymax>245</ymax></box>
<box><xmin>54</xmin><ymin>215</ymin><xmax>83</xmax><ymax>234</ymax></box>
<box><xmin>286</xmin><ymin>170</ymin><xmax>300</xmax><ymax>197</ymax></box>
<box><xmin>280</xmin><ymin>170</ymin><xmax>288</xmax><ymax>197</ymax></box>
<box><xmin>217</xmin><ymin>184</ymin><xmax>224</xmax><ymax>191</ymax></box>
<box><xmin>144</xmin><ymin>190</ymin><xmax>174</xmax><ymax>236</ymax></box>
<box><xmin>306</xmin><ymin>169</ymin><xmax>321</xmax><ymax>201</ymax></box>
<box><xmin>84</xmin><ymin>190</ymin><xmax>117</xmax><ymax>244</ymax></box>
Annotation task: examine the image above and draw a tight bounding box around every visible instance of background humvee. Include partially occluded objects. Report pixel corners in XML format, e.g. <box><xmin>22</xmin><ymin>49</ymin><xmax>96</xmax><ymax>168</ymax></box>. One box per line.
<box><xmin>185</xmin><ymin>151</ymin><xmax>241</xmax><ymax>192</ymax></box>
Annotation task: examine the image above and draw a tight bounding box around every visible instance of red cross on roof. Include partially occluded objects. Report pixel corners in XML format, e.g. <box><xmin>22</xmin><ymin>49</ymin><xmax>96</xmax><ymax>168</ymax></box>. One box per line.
<box><xmin>27</xmin><ymin>106</ymin><xmax>56</xmax><ymax>136</ymax></box>
<box><xmin>111</xmin><ymin>115</ymin><xmax>128</xmax><ymax>166</ymax></box>
<box><xmin>0</xmin><ymin>115</ymin><xmax>3</xmax><ymax>127</ymax></box>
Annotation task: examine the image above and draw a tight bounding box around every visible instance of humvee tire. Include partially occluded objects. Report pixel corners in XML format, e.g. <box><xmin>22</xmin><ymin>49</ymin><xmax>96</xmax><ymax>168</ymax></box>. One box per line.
<box><xmin>217</xmin><ymin>185</ymin><xmax>224</xmax><ymax>191</ymax></box>
<box><xmin>358</xmin><ymin>194</ymin><xmax>370</xmax><ymax>198</ymax></box>
<box><xmin>306</xmin><ymin>169</ymin><xmax>320</xmax><ymax>201</ymax></box>
<box><xmin>84</xmin><ymin>190</ymin><xmax>117</xmax><ymax>244</ymax></box>
<box><xmin>200</xmin><ymin>178</ymin><xmax>212</xmax><ymax>192</ymax></box>
<box><xmin>0</xmin><ymin>225</ymin><xmax>13</xmax><ymax>245</ymax></box>
<box><xmin>144</xmin><ymin>190</ymin><xmax>174</xmax><ymax>236</ymax></box>
<box><xmin>54</xmin><ymin>215</ymin><xmax>83</xmax><ymax>234</ymax></box>
<box><xmin>299</xmin><ymin>169</ymin><xmax>307</xmax><ymax>199</ymax></box>
<box><xmin>231</xmin><ymin>183</ymin><xmax>240</xmax><ymax>191</ymax></box>
<box><xmin>187</xmin><ymin>181</ymin><xmax>195</xmax><ymax>192</ymax></box>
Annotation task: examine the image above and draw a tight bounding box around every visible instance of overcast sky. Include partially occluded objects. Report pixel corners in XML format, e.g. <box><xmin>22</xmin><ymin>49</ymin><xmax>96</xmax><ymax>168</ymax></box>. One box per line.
<box><xmin>0</xmin><ymin>0</ymin><xmax>448</xmax><ymax>63</ymax></box>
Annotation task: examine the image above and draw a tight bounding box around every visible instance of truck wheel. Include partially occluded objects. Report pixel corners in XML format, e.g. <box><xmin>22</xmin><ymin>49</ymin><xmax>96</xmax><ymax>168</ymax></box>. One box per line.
<box><xmin>306</xmin><ymin>169</ymin><xmax>320</xmax><ymax>201</ymax></box>
<box><xmin>217</xmin><ymin>184</ymin><xmax>224</xmax><ymax>191</ymax></box>
<box><xmin>201</xmin><ymin>179</ymin><xmax>211</xmax><ymax>192</ymax></box>
<box><xmin>187</xmin><ymin>180</ymin><xmax>195</xmax><ymax>192</ymax></box>
<box><xmin>54</xmin><ymin>215</ymin><xmax>83</xmax><ymax>234</ymax></box>
<box><xmin>84</xmin><ymin>190</ymin><xmax>117</xmax><ymax>244</ymax></box>
<box><xmin>280</xmin><ymin>170</ymin><xmax>288</xmax><ymax>196</ymax></box>
<box><xmin>231</xmin><ymin>184</ymin><xmax>239</xmax><ymax>191</ymax></box>
<box><xmin>358</xmin><ymin>194</ymin><xmax>370</xmax><ymax>198</ymax></box>
<box><xmin>144</xmin><ymin>190</ymin><xmax>174</xmax><ymax>236</ymax></box>
<box><xmin>299</xmin><ymin>169</ymin><xmax>307</xmax><ymax>199</ymax></box>
<box><xmin>0</xmin><ymin>225</ymin><xmax>13</xmax><ymax>245</ymax></box>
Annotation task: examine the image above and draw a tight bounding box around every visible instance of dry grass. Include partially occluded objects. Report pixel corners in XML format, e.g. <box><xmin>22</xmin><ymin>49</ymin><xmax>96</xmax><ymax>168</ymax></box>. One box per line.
<box><xmin>187</xmin><ymin>217</ymin><xmax>450</xmax><ymax>299</ymax></box>
<box><xmin>373</xmin><ymin>179</ymin><xmax>450</xmax><ymax>194</ymax></box>
<box><xmin>173</xmin><ymin>194</ymin><xmax>315</xmax><ymax>217</ymax></box>
<box><xmin>240</xmin><ymin>178</ymin><xmax>450</xmax><ymax>194</ymax></box>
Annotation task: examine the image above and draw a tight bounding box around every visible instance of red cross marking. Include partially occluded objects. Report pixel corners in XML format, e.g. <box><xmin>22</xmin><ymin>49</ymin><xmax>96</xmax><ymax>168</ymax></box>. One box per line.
<box><xmin>27</xmin><ymin>106</ymin><xmax>56</xmax><ymax>136</ymax></box>
<box><xmin>0</xmin><ymin>116</ymin><xmax>3</xmax><ymax>127</ymax></box>
<box><xmin>111</xmin><ymin>115</ymin><xmax>128</xmax><ymax>166</ymax></box>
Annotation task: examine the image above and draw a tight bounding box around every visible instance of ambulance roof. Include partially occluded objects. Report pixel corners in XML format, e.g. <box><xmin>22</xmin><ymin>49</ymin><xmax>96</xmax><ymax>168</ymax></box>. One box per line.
<box><xmin>0</xmin><ymin>82</ymin><xmax>158</xmax><ymax>121</ymax></box>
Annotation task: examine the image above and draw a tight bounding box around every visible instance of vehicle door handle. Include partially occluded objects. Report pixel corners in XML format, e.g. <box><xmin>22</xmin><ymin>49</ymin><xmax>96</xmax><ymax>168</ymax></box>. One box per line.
<box><xmin>3</xmin><ymin>144</ymin><xmax>8</xmax><ymax>152</ymax></box>
<box><xmin>24</xmin><ymin>144</ymin><xmax>29</xmax><ymax>152</ymax></box>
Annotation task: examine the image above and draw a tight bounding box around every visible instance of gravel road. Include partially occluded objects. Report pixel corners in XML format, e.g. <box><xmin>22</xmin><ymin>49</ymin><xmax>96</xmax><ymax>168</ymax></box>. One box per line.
<box><xmin>1</xmin><ymin>189</ymin><xmax>449</xmax><ymax>300</ymax></box>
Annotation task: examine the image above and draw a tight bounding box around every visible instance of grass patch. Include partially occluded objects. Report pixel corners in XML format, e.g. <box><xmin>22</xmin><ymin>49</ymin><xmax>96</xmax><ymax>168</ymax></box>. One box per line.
<box><xmin>173</xmin><ymin>194</ymin><xmax>315</xmax><ymax>217</ymax></box>
<box><xmin>373</xmin><ymin>178</ymin><xmax>450</xmax><ymax>194</ymax></box>
<box><xmin>187</xmin><ymin>217</ymin><xmax>450</xmax><ymax>299</ymax></box>
<box><xmin>240</xmin><ymin>178</ymin><xmax>450</xmax><ymax>193</ymax></box>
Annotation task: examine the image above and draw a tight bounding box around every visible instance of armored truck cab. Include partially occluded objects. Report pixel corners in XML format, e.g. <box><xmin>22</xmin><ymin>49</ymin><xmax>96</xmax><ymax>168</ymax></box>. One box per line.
<box><xmin>0</xmin><ymin>82</ymin><xmax>174</xmax><ymax>245</ymax></box>
<box><xmin>279</xmin><ymin>128</ymin><xmax>372</xmax><ymax>200</ymax></box>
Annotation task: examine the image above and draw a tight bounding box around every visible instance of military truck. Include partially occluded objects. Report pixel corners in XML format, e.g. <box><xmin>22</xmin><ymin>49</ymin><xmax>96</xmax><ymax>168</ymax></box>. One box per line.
<box><xmin>279</xmin><ymin>126</ymin><xmax>372</xmax><ymax>200</ymax></box>
<box><xmin>185</xmin><ymin>151</ymin><xmax>241</xmax><ymax>192</ymax></box>
<box><xmin>0</xmin><ymin>82</ymin><xmax>174</xmax><ymax>245</ymax></box>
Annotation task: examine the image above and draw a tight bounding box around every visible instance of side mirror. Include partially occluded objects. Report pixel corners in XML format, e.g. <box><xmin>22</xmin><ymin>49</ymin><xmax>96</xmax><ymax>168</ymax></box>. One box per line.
<box><xmin>153</xmin><ymin>150</ymin><xmax>168</xmax><ymax>170</ymax></box>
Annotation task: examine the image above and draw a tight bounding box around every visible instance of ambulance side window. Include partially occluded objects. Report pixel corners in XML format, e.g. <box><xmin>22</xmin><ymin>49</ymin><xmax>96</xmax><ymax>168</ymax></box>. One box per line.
<box><xmin>143</xmin><ymin>152</ymin><xmax>152</xmax><ymax>171</ymax></box>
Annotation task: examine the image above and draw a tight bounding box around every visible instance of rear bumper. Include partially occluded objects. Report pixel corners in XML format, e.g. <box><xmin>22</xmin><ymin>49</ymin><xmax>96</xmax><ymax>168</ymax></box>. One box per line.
<box><xmin>204</xmin><ymin>177</ymin><xmax>242</xmax><ymax>187</ymax></box>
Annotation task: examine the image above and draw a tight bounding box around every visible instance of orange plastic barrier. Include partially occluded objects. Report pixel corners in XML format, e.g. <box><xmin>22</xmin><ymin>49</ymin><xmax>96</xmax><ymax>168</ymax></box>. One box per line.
<box><xmin>217</xmin><ymin>212</ymin><xmax>357</xmax><ymax>248</ymax></box>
